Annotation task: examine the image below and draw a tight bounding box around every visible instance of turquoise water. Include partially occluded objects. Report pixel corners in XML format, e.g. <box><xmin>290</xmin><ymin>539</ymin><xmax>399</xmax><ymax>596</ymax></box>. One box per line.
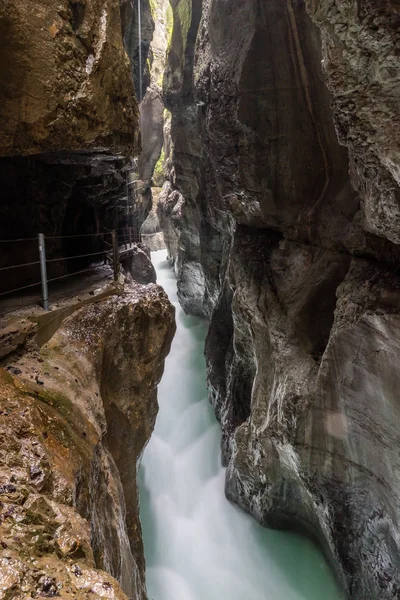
<box><xmin>138</xmin><ymin>250</ymin><xmax>343</xmax><ymax>600</ymax></box>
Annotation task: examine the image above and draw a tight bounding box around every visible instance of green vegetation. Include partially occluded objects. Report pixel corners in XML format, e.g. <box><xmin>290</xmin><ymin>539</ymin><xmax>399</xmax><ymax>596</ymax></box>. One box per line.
<box><xmin>176</xmin><ymin>0</ymin><xmax>192</xmax><ymax>50</ymax></box>
<box><xmin>154</xmin><ymin>148</ymin><xmax>165</xmax><ymax>181</ymax></box>
<box><xmin>166</xmin><ymin>2</ymin><xmax>174</xmax><ymax>49</ymax></box>
<box><xmin>149</xmin><ymin>0</ymin><xmax>157</xmax><ymax>19</ymax></box>
<box><xmin>25</xmin><ymin>384</ymin><xmax>92</xmax><ymax>458</ymax></box>
<box><xmin>32</xmin><ymin>386</ymin><xmax>73</xmax><ymax>418</ymax></box>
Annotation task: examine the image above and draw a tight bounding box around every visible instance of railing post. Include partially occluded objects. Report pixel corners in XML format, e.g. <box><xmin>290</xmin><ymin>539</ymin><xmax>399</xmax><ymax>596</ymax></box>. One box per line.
<box><xmin>112</xmin><ymin>230</ymin><xmax>119</xmax><ymax>281</ymax></box>
<box><xmin>103</xmin><ymin>234</ymin><xmax>107</xmax><ymax>265</ymax></box>
<box><xmin>129</xmin><ymin>226</ymin><xmax>132</xmax><ymax>248</ymax></box>
<box><xmin>38</xmin><ymin>233</ymin><xmax>49</xmax><ymax>310</ymax></box>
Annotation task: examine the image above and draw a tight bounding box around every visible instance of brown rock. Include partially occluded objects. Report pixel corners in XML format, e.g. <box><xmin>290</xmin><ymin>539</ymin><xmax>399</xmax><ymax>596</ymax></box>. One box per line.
<box><xmin>0</xmin><ymin>0</ymin><xmax>139</xmax><ymax>156</ymax></box>
<box><xmin>0</xmin><ymin>282</ymin><xmax>175</xmax><ymax>599</ymax></box>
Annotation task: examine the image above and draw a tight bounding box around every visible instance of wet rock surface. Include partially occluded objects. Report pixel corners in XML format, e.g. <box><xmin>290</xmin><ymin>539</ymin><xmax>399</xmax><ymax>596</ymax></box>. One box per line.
<box><xmin>160</xmin><ymin>0</ymin><xmax>400</xmax><ymax>598</ymax></box>
<box><xmin>139</xmin><ymin>88</ymin><xmax>165</xmax><ymax>184</ymax></box>
<box><xmin>0</xmin><ymin>0</ymin><xmax>143</xmax><ymax>294</ymax></box>
<box><xmin>0</xmin><ymin>1</ymin><xmax>175</xmax><ymax>599</ymax></box>
<box><xmin>122</xmin><ymin>243</ymin><xmax>157</xmax><ymax>284</ymax></box>
<box><xmin>141</xmin><ymin>188</ymin><xmax>163</xmax><ymax>236</ymax></box>
<box><xmin>121</xmin><ymin>0</ymin><xmax>154</xmax><ymax>102</ymax></box>
<box><xmin>306</xmin><ymin>0</ymin><xmax>400</xmax><ymax>245</ymax></box>
<box><xmin>0</xmin><ymin>0</ymin><xmax>139</xmax><ymax>157</ymax></box>
<box><xmin>138</xmin><ymin>0</ymin><xmax>169</xmax><ymax>185</ymax></box>
<box><xmin>136</xmin><ymin>0</ymin><xmax>170</xmax><ymax>258</ymax></box>
<box><xmin>0</xmin><ymin>284</ymin><xmax>175</xmax><ymax>599</ymax></box>
<box><xmin>141</xmin><ymin>188</ymin><xmax>166</xmax><ymax>252</ymax></box>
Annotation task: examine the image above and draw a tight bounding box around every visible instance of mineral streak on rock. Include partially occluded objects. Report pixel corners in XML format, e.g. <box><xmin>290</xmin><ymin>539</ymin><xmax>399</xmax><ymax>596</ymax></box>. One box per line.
<box><xmin>306</xmin><ymin>0</ymin><xmax>400</xmax><ymax>245</ymax></box>
<box><xmin>121</xmin><ymin>0</ymin><xmax>155</xmax><ymax>103</ymax></box>
<box><xmin>159</xmin><ymin>0</ymin><xmax>400</xmax><ymax>598</ymax></box>
<box><xmin>0</xmin><ymin>284</ymin><xmax>175</xmax><ymax>600</ymax></box>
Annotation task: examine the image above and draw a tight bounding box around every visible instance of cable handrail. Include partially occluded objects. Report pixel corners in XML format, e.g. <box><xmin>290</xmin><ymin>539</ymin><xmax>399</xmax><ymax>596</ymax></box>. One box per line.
<box><xmin>0</xmin><ymin>237</ymin><xmax>38</xmax><ymax>243</ymax></box>
<box><xmin>0</xmin><ymin>232</ymin><xmax>112</xmax><ymax>243</ymax></box>
<box><xmin>46</xmin><ymin>232</ymin><xmax>111</xmax><ymax>240</ymax></box>
<box><xmin>0</xmin><ymin>260</ymin><xmax>40</xmax><ymax>272</ymax></box>
<box><xmin>47</xmin><ymin>264</ymin><xmax>110</xmax><ymax>284</ymax></box>
<box><xmin>46</xmin><ymin>250</ymin><xmax>107</xmax><ymax>264</ymax></box>
<box><xmin>0</xmin><ymin>230</ymin><xmax>139</xmax><ymax>244</ymax></box>
<box><xmin>0</xmin><ymin>280</ymin><xmax>42</xmax><ymax>298</ymax></box>
<box><xmin>0</xmin><ymin>229</ymin><xmax>139</xmax><ymax>308</ymax></box>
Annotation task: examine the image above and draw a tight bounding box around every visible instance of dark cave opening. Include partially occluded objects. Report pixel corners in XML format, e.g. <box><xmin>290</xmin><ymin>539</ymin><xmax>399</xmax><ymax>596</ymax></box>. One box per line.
<box><xmin>61</xmin><ymin>195</ymin><xmax>103</xmax><ymax>274</ymax></box>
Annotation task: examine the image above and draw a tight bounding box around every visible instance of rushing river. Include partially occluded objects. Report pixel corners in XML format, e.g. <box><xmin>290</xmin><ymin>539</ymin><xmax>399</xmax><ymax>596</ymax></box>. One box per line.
<box><xmin>138</xmin><ymin>250</ymin><xmax>343</xmax><ymax>600</ymax></box>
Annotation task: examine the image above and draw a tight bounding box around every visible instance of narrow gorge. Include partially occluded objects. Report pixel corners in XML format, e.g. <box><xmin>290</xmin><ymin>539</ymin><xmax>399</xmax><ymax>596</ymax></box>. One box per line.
<box><xmin>0</xmin><ymin>1</ymin><xmax>399</xmax><ymax>600</ymax></box>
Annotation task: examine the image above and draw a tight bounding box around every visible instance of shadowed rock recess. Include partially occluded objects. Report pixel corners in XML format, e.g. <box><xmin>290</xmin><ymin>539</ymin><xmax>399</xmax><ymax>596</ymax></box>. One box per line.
<box><xmin>0</xmin><ymin>0</ymin><xmax>155</xmax><ymax>293</ymax></box>
<box><xmin>159</xmin><ymin>0</ymin><xmax>400</xmax><ymax>598</ymax></box>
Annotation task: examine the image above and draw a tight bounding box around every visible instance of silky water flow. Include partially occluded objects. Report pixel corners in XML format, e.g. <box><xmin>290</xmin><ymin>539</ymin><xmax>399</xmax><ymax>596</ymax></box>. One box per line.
<box><xmin>138</xmin><ymin>250</ymin><xmax>344</xmax><ymax>600</ymax></box>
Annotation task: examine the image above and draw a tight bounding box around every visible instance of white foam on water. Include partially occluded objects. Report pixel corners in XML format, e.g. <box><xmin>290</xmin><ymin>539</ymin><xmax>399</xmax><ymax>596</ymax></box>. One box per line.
<box><xmin>138</xmin><ymin>250</ymin><xmax>343</xmax><ymax>600</ymax></box>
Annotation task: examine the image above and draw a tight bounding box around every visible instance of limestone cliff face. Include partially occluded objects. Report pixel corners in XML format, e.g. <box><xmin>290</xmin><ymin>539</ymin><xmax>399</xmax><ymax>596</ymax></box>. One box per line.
<box><xmin>306</xmin><ymin>0</ymin><xmax>400</xmax><ymax>244</ymax></box>
<box><xmin>0</xmin><ymin>284</ymin><xmax>175</xmax><ymax>599</ymax></box>
<box><xmin>121</xmin><ymin>0</ymin><xmax>154</xmax><ymax>103</ymax></box>
<box><xmin>138</xmin><ymin>0</ymin><xmax>169</xmax><ymax>184</ymax></box>
<box><xmin>160</xmin><ymin>0</ymin><xmax>400</xmax><ymax>598</ymax></box>
<box><xmin>137</xmin><ymin>0</ymin><xmax>170</xmax><ymax>243</ymax></box>
<box><xmin>0</xmin><ymin>0</ymin><xmax>138</xmax><ymax>156</ymax></box>
<box><xmin>141</xmin><ymin>187</ymin><xmax>166</xmax><ymax>251</ymax></box>
<box><xmin>0</xmin><ymin>0</ymin><xmax>142</xmax><ymax>294</ymax></box>
<box><xmin>0</xmin><ymin>3</ymin><xmax>175</xmax><ymax>599</ymax></box>
<box><xmin>159</xmin><ymin>0</ymin><xmax>204</xmax><ymax>314</ymax></box>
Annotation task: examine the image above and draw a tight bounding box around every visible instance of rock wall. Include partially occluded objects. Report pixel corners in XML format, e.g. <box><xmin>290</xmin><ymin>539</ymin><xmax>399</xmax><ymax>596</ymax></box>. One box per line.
<box><xmin>0</xmin><ymin>3</ymin><xmax>177</xmax><ymax>599</ymax></box>
<box><xmin>159</xmin><ymin>0</ymin><xmax>400</xmax><ymax>597</ymax></box>
<box><xmin>0</xmin><ymin>283</ymin><xmax>175</xmax><ymax>599</ymax></box>
<box><xmin>141</xmin><ymin>187</ymin><xmax>166</xmax><ymax>252</ymax></box>
<box><xmin>306</xmin><ymin>0</ymin><xmax>400</xmax><ymax>244</ymax></box>
<box><xmin>136</xmin><ymin>0</ymin><xmax>170</xmax><ymax>240</ymax></box>
<box><xmin>138</xmin><ymin>0</ymin><xmax>169</xmax><ymax>183</ymax></box>
<box><xmin>159</xmin><ymin>0</ymin><xmax>205</xmax><ymax>314</ymax></box>
<box><xmin>0</xmin><ymin>0</ymin><xmax>143</xmax><ymax>294</ymax></box>
<box><xmin>122</xmin><ymin>0</ymin><xmax>154</xmax><ymax>103</ymax></box>
<box><xmin>0</xmin><ymin>0</ymin><xmax>138</xmax><ymax>156</ymax></box>
<box><xmin>0</xmin><ymin>152</ymin><xmax>134</xmax><ymax>293</ymax></box>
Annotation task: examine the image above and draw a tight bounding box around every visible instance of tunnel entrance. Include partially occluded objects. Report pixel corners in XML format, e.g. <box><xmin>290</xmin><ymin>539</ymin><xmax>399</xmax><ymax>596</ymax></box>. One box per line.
<box><xmin>61</xmin><ymin>195</ymin><xmax>101</xmax><ymax>273</ymax></box>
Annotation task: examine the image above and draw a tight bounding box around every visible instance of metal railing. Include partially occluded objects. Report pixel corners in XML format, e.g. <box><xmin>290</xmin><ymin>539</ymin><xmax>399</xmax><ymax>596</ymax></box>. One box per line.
<box><xmin>0</xmin><ymin>228</ymin><xmax>139</xmax><ymax>310</ymax></box>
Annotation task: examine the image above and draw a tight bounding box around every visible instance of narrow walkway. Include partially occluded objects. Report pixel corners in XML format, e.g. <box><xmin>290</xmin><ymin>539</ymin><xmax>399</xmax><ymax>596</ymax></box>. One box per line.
<box><xmin>138</xmin><ymin>251</ymin><xmax>343</xmax><ymax>600</ymax></box>
<box><xmin>0</xmin><ymin>264</ymin><xmax>113</xmax><ymax>323</ymax></box>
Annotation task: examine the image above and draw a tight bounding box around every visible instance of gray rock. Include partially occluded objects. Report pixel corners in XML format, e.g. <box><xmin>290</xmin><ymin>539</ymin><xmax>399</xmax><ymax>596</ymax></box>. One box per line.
<box><xmin>121</xmin><ymin>244</ymin><xmax>157</xmax><ymax>284</ymax></box>
<box><xmin>306</xmin><ymin>0</ymin><xmax>400</xmax><ymax>245</ymax></box>
<box><xmin>160</xmin><ymin>0</ymin><xmax>400</xmax><ymax>597</ymax></box>
<box><xmin>139</xmin><ymin>88</ymin><xmax>165</xmax><ymax>183</ymax></box>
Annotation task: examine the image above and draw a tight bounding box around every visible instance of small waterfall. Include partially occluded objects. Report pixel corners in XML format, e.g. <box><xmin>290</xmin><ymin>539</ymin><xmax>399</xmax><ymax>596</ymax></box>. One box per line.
<box><xmin>138</xmin><ymin>251</ymin><xmax>344</xmax><ymax>600</ymax></box>
<box><xmin>138</xmin><ymin>0</ymin><xmax>143</xmax><ymax>102</ymax></box>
